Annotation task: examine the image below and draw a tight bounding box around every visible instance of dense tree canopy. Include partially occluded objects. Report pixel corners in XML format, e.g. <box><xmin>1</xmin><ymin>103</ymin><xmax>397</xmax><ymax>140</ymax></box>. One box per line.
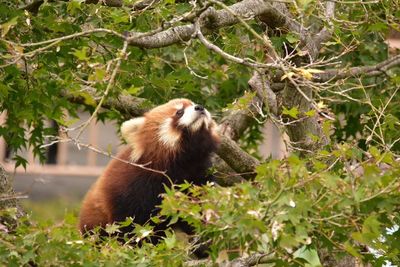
<box><xmin>1</xmin><ymin>0</ymin><xmax>400</xmax><ymax>266</ymax></box>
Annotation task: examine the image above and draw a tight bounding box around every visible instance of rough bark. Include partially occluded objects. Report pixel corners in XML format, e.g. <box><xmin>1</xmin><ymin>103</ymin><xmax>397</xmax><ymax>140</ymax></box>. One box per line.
<box><xmin>0</xmin><ymin>164</ymin><xmax>24</xmax><ymax>230</ymax></box>
<box><xmin>62</xmin><ymin>87</ymin><xmax>150</xmax><ymax>118</ymax></box>
<box><xmin>128</xmin><ymin>0</ymin><xmax>276</xmax><ymax>49</ymax></box>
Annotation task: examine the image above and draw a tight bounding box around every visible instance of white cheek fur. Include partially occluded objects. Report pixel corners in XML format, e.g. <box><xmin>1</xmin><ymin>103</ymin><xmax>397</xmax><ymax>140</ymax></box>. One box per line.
<box><xmin>158</xmin><ymin>118</ymin><xmax>181</xmax><ymax>148</ymax></box>
<box><xmin>178</xmin><ymin>106</ymin><xmax>197</xmax><ymax>127</ymax></box>
<box><xmin>178</xmin><ymin>105</ymin><xmax>212</xmax><ymax>131</ymax></box>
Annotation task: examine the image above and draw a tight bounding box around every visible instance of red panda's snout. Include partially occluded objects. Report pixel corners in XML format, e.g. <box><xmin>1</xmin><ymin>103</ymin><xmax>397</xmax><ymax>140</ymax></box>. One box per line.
<box><xmin>177</xmin><ymin>103</ymin><xmax>213</xmax><ymax>132</ymax></box>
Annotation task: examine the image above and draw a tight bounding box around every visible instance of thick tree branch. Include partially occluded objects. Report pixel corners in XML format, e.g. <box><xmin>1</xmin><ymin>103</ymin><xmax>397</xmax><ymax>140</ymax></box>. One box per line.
<box><xmin>62</xmin><ymin>87</ymin><xmax>150</xmax><ymax>118</ymax></box>
<box><xmin>217</xmin><ymin>136</ymin><xmax>259</xmax><ymax>179</ymax></box>
<box><xmin>128</xmin><ymin>0</ymin><xmax>275</xmax><ymax>49</ymax></box>
<box><xmin>21</xmin><ymin>0</ymin><xmax>159</xmax><ymax>13</ymax></box>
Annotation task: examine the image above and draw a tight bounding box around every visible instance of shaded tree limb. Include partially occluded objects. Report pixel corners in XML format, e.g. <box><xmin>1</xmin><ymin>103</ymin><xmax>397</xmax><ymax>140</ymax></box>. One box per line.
<box><xmin>217</xmin><ymin>136</ymin><xmax>259</xmax><ymax>180</ymax></box>
<box><xmin>21</xmin><ymin>0</ymin><xmax>159</xmax><ymax>13</ymax></box>
<box><xmin>62</xmin><ymin>87</ymin><xmax>150</xmax><ymax>118</ymax></box>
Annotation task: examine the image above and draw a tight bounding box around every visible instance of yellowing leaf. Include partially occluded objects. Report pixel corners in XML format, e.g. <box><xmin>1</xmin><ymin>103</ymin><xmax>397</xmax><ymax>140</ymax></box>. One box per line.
<box><xmin>88</xmin><ymin>68</ymin><xmax>106</xmax><ymax>82</ymax></box>
<box><xmin>306</xmin><ymin>68</ymin><xmax>324</xmax><ymax>74</ymax></box>
<box><xmin>297</xmin><ymin>69</ymin><xmax>313</xmax><ymax>80</ymax></box>
<box><xmin>305</xmin><ymin>109</ymin><xmax>316</xmax><ymax>117</ymax></box>
<box><xmin>281</xmin><ymin>72</ymin><xmax>295</xmax><ymax>81</ymax></box>
<box><xmin>317</xmin><ymin>101</ymin><xmax>327</xmax><ymax>109</ymax></box>
<box><xmin>1</xmin><ymin>17</ymin><xmax>19</xmax><ymax>37</ymax></box>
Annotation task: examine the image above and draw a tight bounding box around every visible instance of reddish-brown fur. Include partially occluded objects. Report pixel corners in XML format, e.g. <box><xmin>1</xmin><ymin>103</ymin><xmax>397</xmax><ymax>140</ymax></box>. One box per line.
<box><xmin>79</xmin><ymin>99</ymin><xmax>219</xmax><ymax>243</ymax></box>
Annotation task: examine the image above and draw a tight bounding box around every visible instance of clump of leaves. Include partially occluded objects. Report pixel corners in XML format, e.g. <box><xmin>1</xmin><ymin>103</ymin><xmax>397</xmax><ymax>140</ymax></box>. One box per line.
<box><xmin>160</xmin><ymin>144</ymin><xmax>400</xmax><ymax>265</ymax></box>
<box><xmin>1</xmin><ymin>144</ymin><xmax>399</xmax><ymax>266</ymax></box>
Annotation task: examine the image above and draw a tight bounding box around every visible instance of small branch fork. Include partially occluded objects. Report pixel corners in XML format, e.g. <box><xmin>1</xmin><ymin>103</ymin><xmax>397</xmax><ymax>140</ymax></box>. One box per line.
<box><xmin>40</xmin><ymin>134</ymin><xmax>167</xmax><ymax>176</ymax></box>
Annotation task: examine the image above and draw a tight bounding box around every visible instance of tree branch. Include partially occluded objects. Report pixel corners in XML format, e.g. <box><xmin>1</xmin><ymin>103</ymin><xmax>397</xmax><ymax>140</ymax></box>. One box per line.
<box><xmin>186</xmin><ymin>252</ymin><xmax>273</xmax><ymax>267</ymax></box>
<box><xmin>62</xmin><ymin>87</ymin><xmax>150</xmax><ymax>118</ymax></box>
<box><xmin>21</xmin><ymin>0</ymin><xmax>159</xmax><ymax>13</ymax></box>
<box><xmin>128</xmin><ymin>0</ymin><xmax>276</xmax><ymax>49</ymax></box>
<box><xmin>316</xmin><ymin>54</ymin><xmax>400</xmax><ymax>82</ymax></box>
<box><xmin>313</xmin><ymin>1</ymin><xmax>336</xmax><ymax>51</ymax></box>
<box><xmin>217</xmin><ymin>136</ymin><xmax>259</xmax><ymax>179</ymax></box>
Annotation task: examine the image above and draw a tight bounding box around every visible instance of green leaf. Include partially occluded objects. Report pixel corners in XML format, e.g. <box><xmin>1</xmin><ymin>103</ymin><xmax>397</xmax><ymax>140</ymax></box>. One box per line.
<box><xmin>164</xmin><ymin>234</ymin><xmax>176</xmax><ymax>249</ymax></box>
<box><xmin>126</xmin><ymin>86</ymin><xmax>143</xmax><ymax>96</ymax></box>
<box><xmin>0</xmin><ymin>83</ymin><xmax>9</xmax><ymax>98</ymax></box>
<box><xmin>282</xmin><ymin>106</ymin><xmax>299</xmax><ymax>119</ymax></box>
<box><xmin>67</xmin><ymin>0</ymin><xmax>84</xmax><ymax>15</ymax></box>
<box><xmin>0</xmin><ymin>16</ymin><xmax>19</xmax><ymax>37</ymax></box>
<box><xmin>286</xmin><ymin>33</ymin><xmax>299</xmax><ymax>44</ymax></box>
<box><xmin>368</xmin><ymin>146</ymin><xmax>380</xmax><ymax>159</ymax></box>
<box><xmin>13</xmin><ymin>155</ymin><xmax>28</xmax><ymax>170</ymax></box>
<box><xmin>293</xmin><ymin>246</ymin><xmax>322</xmax><ymax>267</ymax></box>
<box><xmin>362</xmin><ymin>214</ymin><xmax>381</xmax><ymax>236</ymax></box>
<box><xmin>343</xmin><ymin>241</ymin><xmax>362</xmax><ymax>257</ymax></box>
<box><xmin>71</xmin><ymin>47</ymin><xmax>89</xmax><ymax>61</ymax></box>
<box><xmin>368</xmin><ymin>22</ymin><xmax>388</xmax><ymax>32</ymax></box>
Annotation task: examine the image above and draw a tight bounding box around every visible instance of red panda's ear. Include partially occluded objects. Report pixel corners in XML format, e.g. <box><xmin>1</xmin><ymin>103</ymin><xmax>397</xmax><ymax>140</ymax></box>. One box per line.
<box><xmin>121</xmin><ymin>117</ymin><xmax>146</xmax><ymax>141</ymax></box>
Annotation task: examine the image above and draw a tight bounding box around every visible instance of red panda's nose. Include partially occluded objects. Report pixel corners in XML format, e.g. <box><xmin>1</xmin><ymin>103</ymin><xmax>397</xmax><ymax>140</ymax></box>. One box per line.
<box><xmin>194</xmin><ymin>105</ymin><xmax>204</xmax><ymax>112</ymax></box>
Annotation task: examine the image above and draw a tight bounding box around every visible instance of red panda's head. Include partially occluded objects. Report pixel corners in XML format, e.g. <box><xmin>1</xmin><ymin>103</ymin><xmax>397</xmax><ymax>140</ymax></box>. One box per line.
<box><xmin>121</xmin><ymin>98</ymin><xmax>219</xmax><ymax>165</ymax></box>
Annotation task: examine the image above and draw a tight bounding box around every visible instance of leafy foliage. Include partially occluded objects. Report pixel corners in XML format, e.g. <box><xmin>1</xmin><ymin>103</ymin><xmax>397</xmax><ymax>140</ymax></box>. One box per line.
<box><xmin>1</xmin><ymin>145</ymin><xmax>399</xmax><ymax>266</ymax></box>
<box><xmin>1</xmin><ymin>0</ymin><xmax>400</xmax><ymax>266</ymax></box>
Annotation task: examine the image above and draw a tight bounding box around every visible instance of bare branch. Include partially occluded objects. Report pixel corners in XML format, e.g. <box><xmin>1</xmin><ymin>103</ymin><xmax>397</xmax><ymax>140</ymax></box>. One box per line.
<box><xmin>76</xmin><ymin>40</ymin><xmax>129</xmax><ymax>139</ymax></box>
<box><xmin>316</xmin><ymin>54</ymin><xmax>400</xmax><ymax>82</ymax></box>
<box><xmin>4</xmin><ymin>28</ymin><xmax>126</xmax><ymax>48</ymax></box>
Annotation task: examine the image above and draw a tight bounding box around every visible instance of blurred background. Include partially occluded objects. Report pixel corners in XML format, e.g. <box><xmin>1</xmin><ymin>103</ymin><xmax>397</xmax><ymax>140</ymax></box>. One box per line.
<box><xmin>1</xmin><ymin>112</ymin><xmax>121</xmax><ymax>221</ymax></box>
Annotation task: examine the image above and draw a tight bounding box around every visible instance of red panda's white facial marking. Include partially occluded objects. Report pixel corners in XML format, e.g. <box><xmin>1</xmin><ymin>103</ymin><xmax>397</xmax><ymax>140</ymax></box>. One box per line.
<box><xmin>121</xmin><ymin>98</ymin><xmax>218</xmax><ymax>163</ymax></box>
<box><xmin>158</xmin><ymin>117</ymin><xmax>181</xmax><ymax>148</ymax></box>
<box><xmin>177</xmin><ymin>104</ymin><xmax>212</xmax><ymax>132</ymax></box>
<box><xmin>121</xmin><ymin>117</ymin><xmax>146</xmax><ymax>161</ymax></box>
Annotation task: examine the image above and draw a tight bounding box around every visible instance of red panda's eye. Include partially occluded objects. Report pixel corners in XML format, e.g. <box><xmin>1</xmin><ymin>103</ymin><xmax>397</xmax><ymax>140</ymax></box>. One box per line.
<box><xmin>176</xmin><ymin>109</ymin><xmax>184</xmax><ymax>117</ymax></box>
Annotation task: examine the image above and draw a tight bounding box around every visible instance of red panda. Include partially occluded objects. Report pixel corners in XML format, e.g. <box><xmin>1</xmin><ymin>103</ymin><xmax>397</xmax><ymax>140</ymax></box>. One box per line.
<box><xmin>79</xmin><ymin>98</ymin><xmax>220</xmax><ymax>244</ymax></box>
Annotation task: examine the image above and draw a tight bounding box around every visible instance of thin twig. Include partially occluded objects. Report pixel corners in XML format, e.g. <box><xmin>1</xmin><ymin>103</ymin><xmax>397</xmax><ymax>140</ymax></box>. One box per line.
<box><xmin>75</xmin><ymin>40</ymin><xmax>129</xmax><ymax>139</ymax></box>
